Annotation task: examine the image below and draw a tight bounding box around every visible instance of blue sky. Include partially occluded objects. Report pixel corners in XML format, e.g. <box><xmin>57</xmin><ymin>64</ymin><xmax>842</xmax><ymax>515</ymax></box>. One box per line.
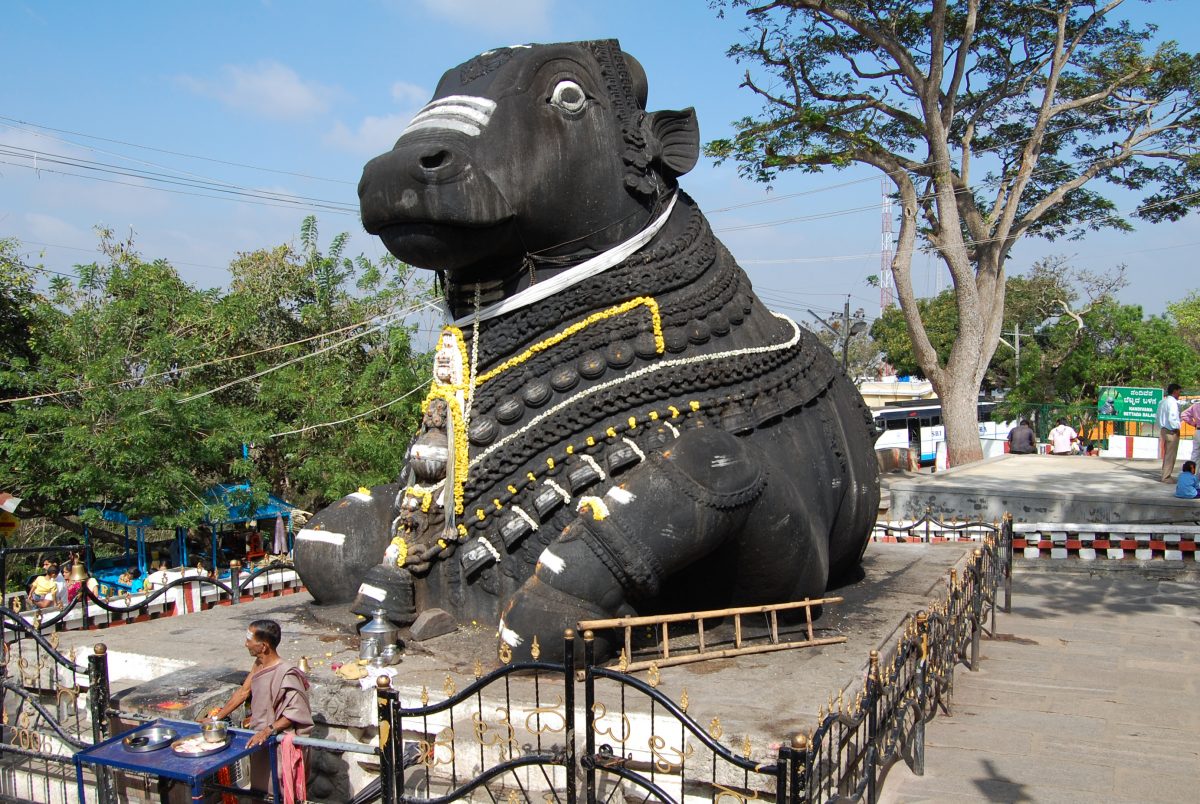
<box><xmin>3</xmin><ymin>0</ymin><xmax>1198</xmax><ymax>327</ymax></box>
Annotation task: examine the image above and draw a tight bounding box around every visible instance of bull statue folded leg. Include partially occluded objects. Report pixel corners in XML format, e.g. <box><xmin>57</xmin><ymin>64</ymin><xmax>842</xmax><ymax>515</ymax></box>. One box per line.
<box><xmin>294</xmin><ymin>40</ymin><xmax>880</xmax><ymax>663</ymax></box>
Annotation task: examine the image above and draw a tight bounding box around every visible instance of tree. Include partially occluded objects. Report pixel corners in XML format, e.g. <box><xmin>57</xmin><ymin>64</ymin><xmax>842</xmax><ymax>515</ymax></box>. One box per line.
<box><xmin>708</xmin><ymin>0</ymin><xmax>1200</xmax><ymax>464</ymax></box>
<box><xmin>0</xmin><ymin>220</ymin><xmax>433</xmax><ymax>542</ymax></box>
<box><xmin>0</xmin><ymin>239</ymin><xmax>39</xmax><ymax>395</ymax></box>
<box><xmin>1167</xmin><ymin>290</ymin><xmax>1200</xmax><ymax>352</ymax></box>
<box><xmin>220</xmin><ymin>216</ymin><xmax>432</xmax><ymax>507</ymax></box>
<box><xmin>808</xmin><ymin>321</ymin><xmax>882</xmax><ymax>378</ymax></box>
<box><xmin>871</xmin><ymin>255</ymin><xmax>1127</xmax><ymax>390</ymax></box>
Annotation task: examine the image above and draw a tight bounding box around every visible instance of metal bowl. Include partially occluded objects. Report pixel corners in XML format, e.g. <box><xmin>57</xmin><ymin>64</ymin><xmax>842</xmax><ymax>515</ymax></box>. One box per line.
<box><xmin>201</xmin><ymin>720</ymin><xmax>228</xmax><ymax>743</ymax></box>
<box><xmin>122</xmin><ymin>726</ymin><xmax>178</xmax><ymax>753</ymax></box>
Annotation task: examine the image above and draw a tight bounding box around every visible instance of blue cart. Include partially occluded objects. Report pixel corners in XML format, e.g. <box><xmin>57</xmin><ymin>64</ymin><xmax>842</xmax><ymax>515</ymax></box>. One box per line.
<box><xmin>73</xmin><ymin>719</ymin><xmax>279</xmax><ymax>803</ymax></box>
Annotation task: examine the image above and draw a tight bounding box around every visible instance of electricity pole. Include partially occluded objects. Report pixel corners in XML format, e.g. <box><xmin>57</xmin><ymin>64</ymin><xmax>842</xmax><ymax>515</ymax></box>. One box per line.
<box><xmin>808</xmin><ymin>296</ymin><xmax>868</xmax><ymax>373</ymax></box>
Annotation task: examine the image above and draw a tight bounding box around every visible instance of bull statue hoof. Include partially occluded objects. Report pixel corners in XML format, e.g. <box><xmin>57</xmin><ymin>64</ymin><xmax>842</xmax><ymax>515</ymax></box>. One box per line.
<box><xmin>294</xmin><ymin>39</ymin><xmax>880</xmax><ymax>664</ymax></box>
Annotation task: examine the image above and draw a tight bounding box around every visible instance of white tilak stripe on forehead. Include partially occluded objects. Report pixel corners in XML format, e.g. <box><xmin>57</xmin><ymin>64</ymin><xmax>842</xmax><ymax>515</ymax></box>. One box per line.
<box><xmin>425</xmin><ymin>95</ymin><xmax>497</xmax><ymax>114</ymax></box>
<box><xmin>408</xmin><ymin>104</ymin><xmax>492</xmax><ymax>128</ymax></box>
<box><xmin>470</xmin><ymin>313</ymin><xmax>803</xmax><ymax>469</ymax></box>
<box><xmin>402</xmin><ymin>119</ymin><xmax>482</xmax><ymax>138</ymax></box>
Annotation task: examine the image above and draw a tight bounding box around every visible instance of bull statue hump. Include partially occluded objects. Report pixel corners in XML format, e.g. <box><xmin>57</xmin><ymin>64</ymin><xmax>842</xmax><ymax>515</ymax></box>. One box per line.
<box><xmin>294</xmin><ymin>39</ymin><xmax>880</xmax><ymax>662</ymax></box>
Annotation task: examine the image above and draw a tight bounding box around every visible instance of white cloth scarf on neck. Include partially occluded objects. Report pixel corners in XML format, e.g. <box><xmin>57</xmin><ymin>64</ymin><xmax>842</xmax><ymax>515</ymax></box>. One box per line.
<box><xmin>449</xmin><ymin>193</ymin><xmax>679</xmax><ymax>328</ymax></box>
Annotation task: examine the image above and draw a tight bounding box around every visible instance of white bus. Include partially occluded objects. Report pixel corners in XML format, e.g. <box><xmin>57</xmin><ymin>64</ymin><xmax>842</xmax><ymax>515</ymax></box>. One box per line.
<box><xmin>872</xmin><ymin>400</ymin><xmax>1003</xmax><ymax>465</ymax></box>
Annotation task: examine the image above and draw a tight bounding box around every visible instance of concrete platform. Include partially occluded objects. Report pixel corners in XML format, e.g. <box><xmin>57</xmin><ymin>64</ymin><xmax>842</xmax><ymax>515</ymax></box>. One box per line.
<box><xmin>879</xmin><ymin>570</ymin><xmax>1200</xmax><ymax>804</ymax></box>
<box><xmin>55</xmin><ymin>542</ymin><xmax>972</xmax><ymax>772</ymax></box>
<box><xmin>887</xmin><ymin>454</ymin><xmax>1200</xmax><ymax>524</ymax></box>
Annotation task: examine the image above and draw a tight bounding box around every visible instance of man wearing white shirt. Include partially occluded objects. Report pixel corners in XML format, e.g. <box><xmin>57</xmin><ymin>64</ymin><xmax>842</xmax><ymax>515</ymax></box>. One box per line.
<box><xmin>1157</xmin><ymin>383</ymin><xmax>1182</xmax><ymax>482</ymax></box>
<box><xmin>1048</xmin><ymin>418</ymin><xmax>1079</xmax><ymax>455</ymax></box>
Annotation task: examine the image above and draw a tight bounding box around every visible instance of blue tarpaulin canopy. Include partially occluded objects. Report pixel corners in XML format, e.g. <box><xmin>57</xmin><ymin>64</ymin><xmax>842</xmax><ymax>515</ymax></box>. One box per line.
<box><xmin>80</xmin><ymin>484</ymin><xmax>296</xmax><ymax>587</ymax></box>
<box><xmin>199</xmin><ymin>482</ymin><xmax>294</xmax><ymax>525</ymax></box>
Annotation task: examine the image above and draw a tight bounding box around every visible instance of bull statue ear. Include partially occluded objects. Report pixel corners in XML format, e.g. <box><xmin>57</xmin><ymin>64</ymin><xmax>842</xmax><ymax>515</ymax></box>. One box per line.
<box><xmin>644</xmin><ymin>108</ymin><xmax>699</xmax><ymax>178</ymax></box>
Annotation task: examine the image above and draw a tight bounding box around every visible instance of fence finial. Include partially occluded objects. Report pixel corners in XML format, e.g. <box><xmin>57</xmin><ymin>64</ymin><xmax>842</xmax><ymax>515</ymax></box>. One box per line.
<box><xmin>93</xmin><ymin>643</ymin><xmax>107</xmax><ymax>656</ymax></box>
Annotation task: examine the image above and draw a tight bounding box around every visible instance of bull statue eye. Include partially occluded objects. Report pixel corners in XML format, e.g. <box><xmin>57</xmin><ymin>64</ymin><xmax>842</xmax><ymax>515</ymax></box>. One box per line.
<box><xmin>549</xmin><ymin>80</ymin><xmax>587</xmax><ymax>113</ymax></box>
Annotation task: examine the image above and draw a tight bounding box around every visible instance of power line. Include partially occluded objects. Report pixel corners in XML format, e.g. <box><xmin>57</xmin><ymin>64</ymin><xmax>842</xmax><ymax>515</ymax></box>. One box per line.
<box><xmin>0</xmin><ymin>148</ymin><xmax>358</xmax><ymax>214</ymax></box>
<box><xmin>0</xmin><ymin>143</ymin><xmax>358</xmax><ymax>210</ymax></box>
<box><xmin>18</xmin><ymin>239</ymin><xmax>232</xmax><ymax>274</ymax></box>
<box><xmin>0</xmin><ymin>159</ymin><xmax>359</xmax><ymax>217</ymax></box>
<box><xmin>0</xmin><ymin>114</ymin><xmax>356</xmax><ymax>186</ymax></box>
<box><xmin>268</xmin><ymin>381</ymin><xmax>432</xmax><ymax>438</ymax></box>
<box><xmin>1</xmin><ymin>297</ymin><xmax>442</xmax><ymax>405</ymax></box>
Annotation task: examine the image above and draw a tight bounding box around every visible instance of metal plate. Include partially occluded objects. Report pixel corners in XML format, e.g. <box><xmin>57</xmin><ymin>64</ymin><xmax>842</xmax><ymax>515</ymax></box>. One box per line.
<box><xmin>170</xmin><ymin>733</ymin><xmax>232</xmax><ymax>758</ymax></box>
<box><xmin>122</xmin><ymin>726</ymin><xmax>179</xmax><ymax>753</ymax></box>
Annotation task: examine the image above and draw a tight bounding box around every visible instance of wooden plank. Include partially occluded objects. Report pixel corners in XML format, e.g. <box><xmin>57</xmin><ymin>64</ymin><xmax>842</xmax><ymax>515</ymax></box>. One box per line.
<box><xmin>620</xmin><ymin>636</ymin><xmax>848</xmax><ymax>673</ymax></box>
<box><xmin>578</xmin><ymin>596</ymin><xmax>842</xmax><ymax>630</ymax></box>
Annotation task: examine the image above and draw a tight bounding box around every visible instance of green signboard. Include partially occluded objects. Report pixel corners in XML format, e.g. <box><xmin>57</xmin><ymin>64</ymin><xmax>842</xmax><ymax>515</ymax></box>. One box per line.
<box><xmin>1097</xmin><ymin>386</ymin><xmax>1162</xmax><ymax>423</ymax></box>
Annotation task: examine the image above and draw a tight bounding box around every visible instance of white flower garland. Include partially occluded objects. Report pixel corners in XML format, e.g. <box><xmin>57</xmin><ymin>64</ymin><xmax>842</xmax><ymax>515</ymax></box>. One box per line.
<box><xmin>578</xmin><ymin>453</ymin><xmax>606</xmax><ymax>480</ymax></box>
<box><xmin>478</xmin><ymin>536</ymin><xmax>501</xmax><ymax>561</ymax></box>
<box><xmin>543</xmin><ymin>478</ymin><xmax>572</xmax><ymax>504</ymax></box>
<box><xmin>621</xmin><ymin>437</ymin><xmax>645</xmax><ymax>462</ymax></box>
<box><xmin>471</xmin><ymin>313</ymin><xmax>803</xmax><ymax>469</ymax></box>
<box><xmin>510</xmin><ymin>505</ymin><xmax>539</xmax><ymax>531</ymax></box>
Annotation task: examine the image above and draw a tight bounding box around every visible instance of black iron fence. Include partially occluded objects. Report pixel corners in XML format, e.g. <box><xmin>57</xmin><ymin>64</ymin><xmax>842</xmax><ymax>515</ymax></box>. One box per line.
<box><xmin>371</xmin><ymin>517</ymin><xmax>1012</xmax><ymax>803</ymax></box>
<box><xmin>0</xmin><ymin>558</ymin><xmax>300</xmax><ymax>802</ymax></box>
<box><xmin>0</xmin><ymin>520</ymin><xmax>1011</xmax><ymax>802</ymax></box>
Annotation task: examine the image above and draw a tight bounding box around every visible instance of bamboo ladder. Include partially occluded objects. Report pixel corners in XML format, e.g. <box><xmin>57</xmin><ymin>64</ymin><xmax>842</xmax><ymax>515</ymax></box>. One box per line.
<box><xmin>578</xmin><ymin>596</ymin><xmax>845</xmax><ymax>673</ymax></box>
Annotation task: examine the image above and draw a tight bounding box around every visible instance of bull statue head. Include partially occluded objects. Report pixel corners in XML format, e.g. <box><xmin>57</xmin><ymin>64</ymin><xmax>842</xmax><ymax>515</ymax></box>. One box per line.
<box><xmin>358</xmin><ymin>40</ymin><xmax>699</xmax><ymax>301</ymax></box>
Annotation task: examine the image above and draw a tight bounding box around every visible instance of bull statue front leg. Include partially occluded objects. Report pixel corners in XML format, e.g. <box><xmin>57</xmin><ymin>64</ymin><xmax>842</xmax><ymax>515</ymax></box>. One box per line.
<box><xmin>498</xmin><ymin>426</ymin><xmax>826</xmax><ymax>663</ymax></box>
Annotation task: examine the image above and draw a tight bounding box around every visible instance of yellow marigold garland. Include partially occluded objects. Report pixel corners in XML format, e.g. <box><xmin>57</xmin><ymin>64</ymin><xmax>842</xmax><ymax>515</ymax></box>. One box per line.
<box><xmin>472</xmin><ymin>296</ymin><xmax>665</xmax><ymax>387</ymax></box>
<box><xmin>389</xmin><ymin>536</ymin><xmax>408</xmax><ymax>567</ymax></box>
<box><xmin>578</xmin><ymin>496</ymin><xmax>610</xmax><ymax>521</ymax></box>
<box><xmin>421</xmin><ymin>383</ymin><xmax>469</xmax><ymax>515</ymax></box>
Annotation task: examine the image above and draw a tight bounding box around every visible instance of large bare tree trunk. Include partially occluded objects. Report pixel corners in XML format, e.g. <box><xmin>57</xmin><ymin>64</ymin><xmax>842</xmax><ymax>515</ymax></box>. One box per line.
<box><xmin>935</xmin><ymin>373</ymin><xmax>985</xmax><ymax>466</ymax></box>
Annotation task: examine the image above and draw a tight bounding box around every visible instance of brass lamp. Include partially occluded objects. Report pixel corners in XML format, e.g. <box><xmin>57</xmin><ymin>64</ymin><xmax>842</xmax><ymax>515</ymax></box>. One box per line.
<box><xmin>67</xmin><ymin>562</ymin><xmax>89</xmax><ymax>583</ymax></box>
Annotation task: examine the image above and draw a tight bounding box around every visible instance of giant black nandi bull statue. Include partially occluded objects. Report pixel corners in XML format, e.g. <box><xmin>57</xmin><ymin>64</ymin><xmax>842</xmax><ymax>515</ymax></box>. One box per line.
<box><xmin>294</xmin><ymin>40</ymin><xmax>880</xmax><ymax>662</ymax></box>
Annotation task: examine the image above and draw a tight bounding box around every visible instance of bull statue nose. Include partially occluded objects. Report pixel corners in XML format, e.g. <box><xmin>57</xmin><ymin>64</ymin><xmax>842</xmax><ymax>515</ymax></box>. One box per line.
<box><xmin>418</xmin><ymin>148</ymin><xmax>452</xmax><ymax>172</ymax></box>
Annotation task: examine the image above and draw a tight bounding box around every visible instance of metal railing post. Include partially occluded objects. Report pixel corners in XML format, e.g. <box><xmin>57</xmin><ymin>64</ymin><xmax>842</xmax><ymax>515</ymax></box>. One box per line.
<box><xmin>866</xmin><ymin>650</ymin><xmax>880</xmax><ymax>804</ymax></box>
<box><xmin>912</xmin><ymin>612</ymin><xmax>928</xmax><ymax>777</ymax></box>
<box><xmin>775</xmin><ymin>741</ymin><xmax>790</xmax><ymax>802</ymax></box>
<box><xmin>1002</xmin><ymin>515</ymin><xmax>1013</xmax><ymax>613</ymax></box>
<box><xmin>89</xmin><ymin>643</ymin><xmax>114</xmax><ymax>804</ymax></box>
<box><xmin>562</xmin><ymin>629</ymin><xmax>577</xmax><ymax>804</ymax></box>
<box><xmin>583</xmin><ymin>630</ymin><xmax>596</xmax><ymax>804</ymax></box>
<box><xmin>970</xmin><ymin>549</ymin><xmax>983</xmax><ymax>671</ymax></box>
<box><xmin>228</xmin><ymin>560</ymin><xmax>242</xmax><ymax>605</ymax></box>
<box><xmin>376</xmin><ymin>674</ymin><xmax>398</xmax><ymax>804</ymax></box>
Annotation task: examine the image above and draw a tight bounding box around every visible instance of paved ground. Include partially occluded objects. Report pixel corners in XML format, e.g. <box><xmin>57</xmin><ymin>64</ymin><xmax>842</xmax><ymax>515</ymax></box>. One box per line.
<box><xmin>879</xmin><ymin>569</ymin><xmax>1200</xmax><ymax>804</ymax></box>
<box><xmin>56</xmin><ymin>543</ymin><xmax>972</xmax><ymax>747</ymax></box>
<box><xmin>886</xmin><ymin>455</ymin><xmax>1200</xmax><ymax>523</ymax></box>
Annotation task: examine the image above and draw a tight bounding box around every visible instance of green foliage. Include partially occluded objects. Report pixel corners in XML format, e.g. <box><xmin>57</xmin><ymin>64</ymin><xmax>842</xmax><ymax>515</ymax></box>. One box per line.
<box><xmin>870</xmin><ymin>257</ymin><xmax>1200</xmax><ymax>401</ymax></box>
<box><xmin>870</xmin><ymin>293</ymin><xmax>958</xmax><ymax>377</ymax></box>
<box><xmin>1168</xmin><ymin>291</ymin><xmax>1200</xmax><ymax>352</ymax></box>
<box><xmin>711</xmin><ymin>2</ymin><xmax>1200</xmax><ymax>234</ymax></box>
<box><xmin>0</xmin><ymin>220</ymin><xmax>433</xmax><ymax>532</ymax></box>
<box><xmin>710</xmin><ymin>1</ymin><xmax>1200</xmax><ymax>462</ymax></box>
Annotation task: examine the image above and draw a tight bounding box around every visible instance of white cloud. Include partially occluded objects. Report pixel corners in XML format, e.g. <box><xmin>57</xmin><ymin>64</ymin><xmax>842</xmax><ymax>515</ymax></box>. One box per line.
<box><xmin>22</xmin><ymin>212</ymin><xmax>88</xmax><ymax>245</ymax></box>
<box><xmin>417</xmin><ymin>0</ymin><xmax>551</xmax><ymax>35</ymax></box>
<box><xmin>178</xmin><ymin>61</ymin><xmax>335</xmax><ymax>121</ymax></box>
<box><xmin>391</xmin><ymin>81</ymin><xmax>428</xmax><ymax>106</ymax></box>
<box><xmin>326</xmin><ymin>81</ymin><xmax>429</xmax><ymax>156</ymax></box>
<box><xmin>325</xmin><ymin>114</ymin><xmax>413</xmax><ymax>157</ymax></box>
